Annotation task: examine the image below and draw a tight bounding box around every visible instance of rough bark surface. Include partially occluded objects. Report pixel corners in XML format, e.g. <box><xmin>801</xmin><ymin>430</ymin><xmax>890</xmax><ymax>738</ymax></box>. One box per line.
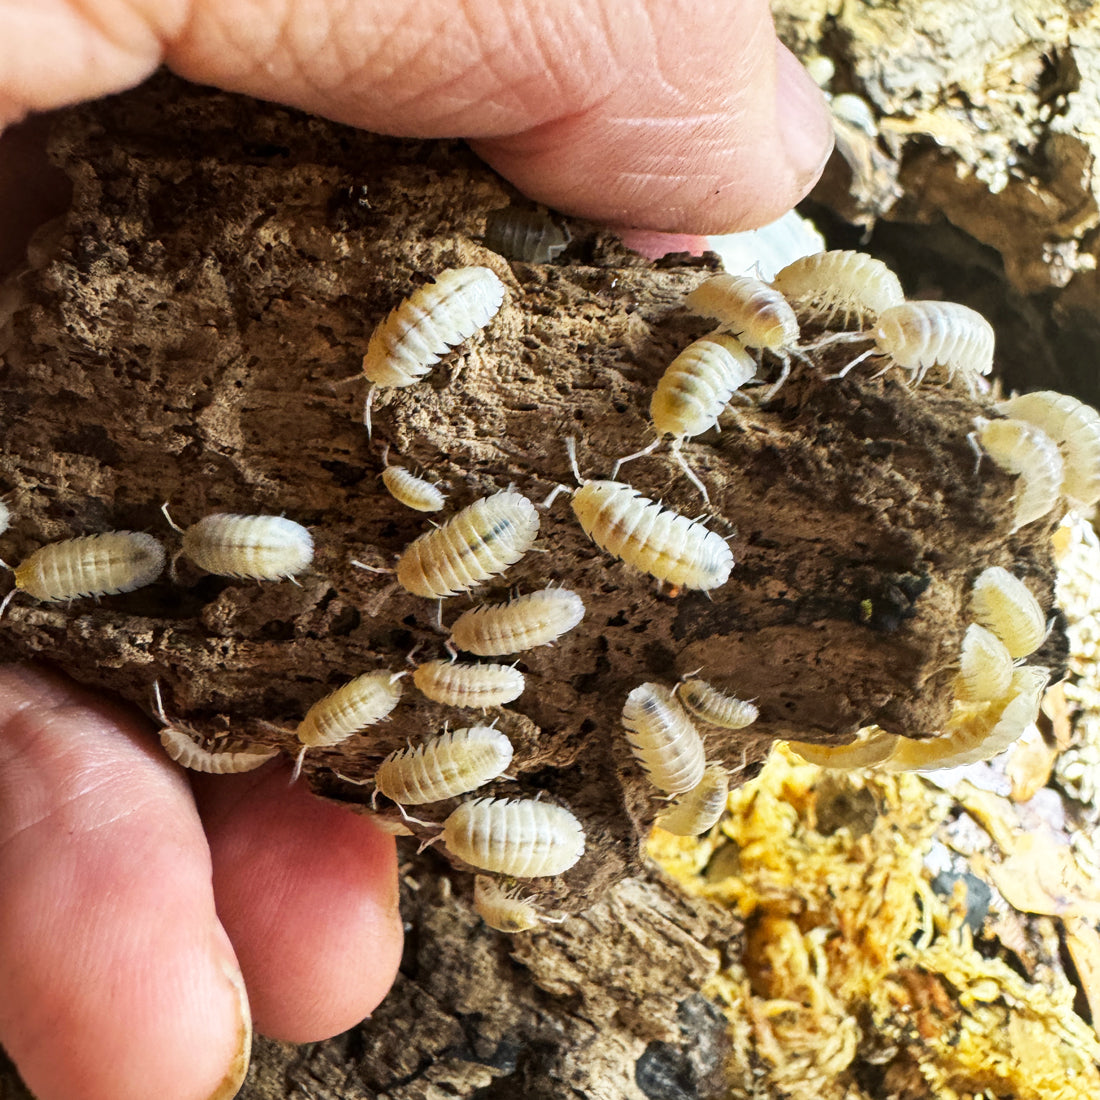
<box><xmin>0</xmin><ymin>72</ymin><xmax>1065</xmax><ymax>1098</ymax></box>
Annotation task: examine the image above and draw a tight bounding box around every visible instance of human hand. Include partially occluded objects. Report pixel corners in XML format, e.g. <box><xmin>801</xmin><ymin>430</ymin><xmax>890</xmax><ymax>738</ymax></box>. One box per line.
<box><xmin>0</xmin><ymin>5</ymin><xmax>832</xmax><ymax>1099</ymax></box>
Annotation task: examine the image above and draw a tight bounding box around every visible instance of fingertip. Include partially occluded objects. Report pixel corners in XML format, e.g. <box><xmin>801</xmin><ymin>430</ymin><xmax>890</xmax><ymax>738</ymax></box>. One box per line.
<box><xmin>194</xmin><ymin>764</ymin><xmax>403</xmax><ymax>1042</ymax></box>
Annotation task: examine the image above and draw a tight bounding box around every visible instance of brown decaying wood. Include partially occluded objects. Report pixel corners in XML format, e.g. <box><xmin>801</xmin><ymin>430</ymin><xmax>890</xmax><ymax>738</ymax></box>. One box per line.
<box><xmin>0</xmin><ymin>73</ymin><xmax>1069</xmax><ymax>1099</ymax></box>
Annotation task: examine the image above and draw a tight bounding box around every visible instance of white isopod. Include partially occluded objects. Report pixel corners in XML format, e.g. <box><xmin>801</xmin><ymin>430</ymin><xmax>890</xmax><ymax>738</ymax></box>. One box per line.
<box><xmin>396</xmin><ymin>490</ymin><xmax>540</xmax><ymax>599</ymax></box>
<box><xmin>676</xmin><ymin>678</ymin><xmax>759</xmax><ymax>730</ymax></box>
<box><xmin>153</xmin><ymin>682</ymin><xmax>279</xmax><ymax>774</ymax></box>
<box><xmin>974</xmin><ymin>417</ymin><xmax>1064</xmax><ymax>530</ymax></box>
<box><xmin>441</xmin><ymin>797</ymin><xmax>586</xmax><ymax>877</ymax></box>
<box><xmin>294</xmin><ymin>670</ymin><xmax>404</xmax><ymax>778</ymax></box>
<box><xmin>684</xmin><ymin>274</ymin><xmax>800</xmax><ymax>351</ymax></box>
<box><xmin>413</xmin><ymin>658</ymin><xmax>525</xmax><ymax>708</ymax></box>
<box><xmin>955</xmin><ymin>623</ymin><xmax>1014</xmax><ymax>703</ymax></box>
<box><xmin>374</xmin><ymin>725</ymin><xmax>513</xmax><ymax>805</ymax></box>
<box><xmin>473</xmin><ymin>876</ymin><xmax>553</xmax><ymax>933</ymax></box>
<box><xmin>970</xmin><ymin>566</ymin><xmax>1046</xmax><ymax>659</ymax></box>
<box><xmin>450</xmin><ymin>587</ymin><xmax>585</xmax><ymax>656</ymax></box>
<box><xmin>1</xmin><ymin>530</ymin><xmax>166</xmax><ymax>615</ymax></box>
<box><xmin>772</xmin><ymin>250</ymin><xmax>904</xmax><ymax>325</ymax></box>
<box><xmin>884</xmin><ymin>665</ymin><xmax>1050</xmax><ymax>772</ymax></box>
<box><xmin>997</xmin><ymin>390</ymin><xmax>1100</xmax><ymax>507</ymax></box>
<box><xmin>612</xmin><ymin>334</ymin><xmax>756</xmax><ymax>502</ymax></box>
<box><xmin>380</xmin><ymin>446</ymin><xmax>446</xmax><ymax>513</ymax></box>
<box><xmin>359</xmin><ymin>266</ymin><xmax>506</xmax><ymax>432</ymax></box>
<box><xmin>873</xmin><ymin>301</ymin><xmax>994</xmax><ymax>393</ymax></box>
<box><xmin>653</xmin><ymin>764</ymin><xmax>729</xmax><ymax>836</ymax></box>
<box><xmin>163</xmin><ymin>507</ymin><xmax>314</xmax><ymax>580</ymax></box>
<box><xmin>621</xmin><ymin>683</ymin><xmax>707</xmax><ymax>794</ymax></box>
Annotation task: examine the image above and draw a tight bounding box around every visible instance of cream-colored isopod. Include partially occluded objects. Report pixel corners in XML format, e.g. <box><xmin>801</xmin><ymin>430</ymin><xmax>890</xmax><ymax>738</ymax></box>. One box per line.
<box><xmin>412</xmin><ymin>658</ymin><xmax>525</xmax><ymax>709</ymax></box>
<box><xmin>954</xmin><ymin>623</ymin><xmax>1014</xmax><ymax>703</ymax></box>
<box><xmin>382</xmin><ymin>464</ymin><xmax>446</xmax><ymax>513</ymax></box>
<box><xmin>571</xmin><ymin>481</ymin><xmax>733</xmax><ymax>591</ymax></box>
<box><xmin>396</xmin><ymin>490</ymin><xmax>540</xmax><ymax>599</ymax></box>
<box><xmin>974</xmin><ymin>417</ymin><xmax>1064</xmax><ymax>529</ymax></box>
<box><xmin>442</xmin><ymin>797</ymin><xmax>586</xmax><ymax>877</ymax></box>
<box><xmin>3</xmin><ymin>531</ymin><xmax>165</xmax><ymax>614</ymax></box>
<box><xmin>773</xmin><ymin>249</ymin><xmax>904</xmax><ymax>324</ymax></box>
<box><xmin>654</xmin><ymin>764</ymin><xmax>729</xmax><ymax>836</ymax></box>
<box><xmin>360</xmin><ymin>265</ymin><xmax>506</xmax><ymax>431</ymax></box>
<box><xmin>997</xmin><ymin>390</ymin><xmax>1100</xmax><ymax>508</ymax></box>
<box><xmin>621</xmin><ymin>683</ymin><xmax>706</xmax><ymax>794</ymax></box>
<box><xmin>450</xmin><ymin>587</ymin><xmax>585</xmax><ymax>656</ymax></box>
<box><xmin>684</xmin><ymin>274</ymin><xmax>800</xmax><ymax>351</ymax></box>
<box><xmin>374</xmin><ymin>725</ymin><xmax>514</xmax><ymax>805</ymax></box>
<box><xmin>676</xmin><ymin>678</ymin><xmax>759</xmax><ymax>730</ymax></box>
<box><xmin>473</xmin><ymin>876</ymin><xmax>548</xmax><ymax>933</ymax></box>
<box><xmin>166</xmin><ymin>509</ymin><xmax>314</xmax><ymax>580</ymax></box>
<box><xmin>873</xmin><ymin>301</ymin><xmax>994</xmax><ymax>393</ymax></box>
<box><xmin>969</xmin><ymin>566</ymin><xmax>1046</xmax><ymax>659</ymax></box>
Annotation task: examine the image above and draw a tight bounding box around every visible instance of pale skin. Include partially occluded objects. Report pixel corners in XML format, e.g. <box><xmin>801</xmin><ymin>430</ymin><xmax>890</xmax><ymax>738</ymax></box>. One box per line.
<box><xmin>0</xmin><ymin>4</ymin><xmax>832</xmax><ymax>1098</ymax></box>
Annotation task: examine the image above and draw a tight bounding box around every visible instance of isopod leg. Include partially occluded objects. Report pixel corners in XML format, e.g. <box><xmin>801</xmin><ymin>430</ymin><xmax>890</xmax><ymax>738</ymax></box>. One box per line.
<box><xmin>670</xmin><ymin>441</ymin><xmax>710</xmax><ymax>506</ymax></box>
<box><xmin>611</xmin><ymin>436</ymin><xmax>661</xmax><ymax>480</ymax></box>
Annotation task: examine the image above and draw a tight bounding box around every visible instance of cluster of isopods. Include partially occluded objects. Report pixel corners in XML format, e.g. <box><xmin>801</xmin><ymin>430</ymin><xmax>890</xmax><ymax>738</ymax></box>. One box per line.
<box><xmin>6</xmin><ymin>234</ymin><xmax>1097</xmax><ymax>935</ymax></box>
<box><xmin>789</xmin><ymin>565</ymin><xmax>1052</xmax><ymax>772</ymax></box>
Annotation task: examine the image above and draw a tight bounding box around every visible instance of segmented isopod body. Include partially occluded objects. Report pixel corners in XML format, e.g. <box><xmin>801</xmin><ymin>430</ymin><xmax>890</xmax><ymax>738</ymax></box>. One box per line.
<box><xmin>969</xmin><ymin>566</ymin><xmax>1046</xmax><ymax>659</ymax></box>
<box><xmin>654</xmin><ymin>764</ymin><xmax>729</xmax><ymax>836</ymax></box>
<box><xmin>382</xmin><ymin>464</ymin><xmax>446</xmax><ymax>513</ymax></box>
<box><xmin>11</xmin><ymin>531</ymin><xmax>165</xmax><ymax>602</ymax></box>
<box><xmin>175</xmin><ymin>513</ymin><xmax>314</xmax><ymax>579</ymax></box>
<box><xmin>362</xmin><ymin>266</ymin><xmax>506</xmax><ymax>389</ymax></box>
<box><xmin>160</xmin><ymin>726</ymin><xmax>280</xmax><ymax>774</ymax></box>
<box><xmin>484</xmin><ymin>207</ymin><xmax>571</xmax><ymax>263</ymax></box>
<box><xmin>975</xmin><ymin>418</ymin><xmax>1064</xmax><ymax>529</ymax></box>
<box><xmin>396</xmin><ymin>491</ymin><xmax>540</xmax><ymax>599</ymax></box>
<box><xmin>884</xmin><ymin>665</ymin><xmax>1049</xmax><ymax>772</ymax></box>
<box><xmin>374</xmin><ymin>725</ymin><xmax>513</xmax><ymax>805</ymax></box>
<box><xmin>874</xmin><ymin>302</ymin><xmax>994</xmax><ymax>392</ymax></box>
<box><xmin>621</xmin><ymin>683</ymin><xmax>706</xmax><ymax>794</ymax></box>
<box><xmin>0</xmin><ymin>501</ymin><xmax>9</xmax><ymax>536</ymax></box>
<box><xmin>772</xmin><ymin>250</ymin><xmax>904</xmax><ymax>323</ymax></box>
<box><xmin>413</xmin><ymin>658</ymin><xmax>525</xmax><ymax>708</ymax></box>
<box><xmin>676</xmin><ymin>678</ymin><xmax>759</xmax><ymax>730</ymax></box>
<box><xmin>997</xmin><ymin>390</ymin><xmax>1100</xmax><ymax>507</ymax></box>
<box><xmin>684</xmin><ymin>274</ymin><xmax>800</xmax><ymax>350</ymax></box>
<box><xmin>442</xmin><ymin>797</ymin><xmax>586</xmax><ymax>877</ymax></box>
<box><xmin>786</xmin><ymin>728</ymin><xmax>899</xmax><ymax>769</ymax></box>
<box><xmin>473</xmin><ymin>876</ymin><xmax>547</xmax><ymax>933</ymax></box>
<box><xmin>450</xmin><ymin>587</ymin><xmax>585</xmax><ymax>656</ymax></box>
<box><xmin>955</xmin><ymin>623</ymin><xmax>1014</xmax><ymax>703</ymax></box>
<box><xmin>650</xmin><ymin>334</ymin><xmax>757</xmax><ymax>440</ymax></box>
<box><xmin>297</xmin><ymin>671</ymin><xmax>403</xmax><ymax>749</ymax></box>
<box><xmin>571</xmin><ymin>481</ymin><xmax>733</xmax><ymax>591</ymax></box>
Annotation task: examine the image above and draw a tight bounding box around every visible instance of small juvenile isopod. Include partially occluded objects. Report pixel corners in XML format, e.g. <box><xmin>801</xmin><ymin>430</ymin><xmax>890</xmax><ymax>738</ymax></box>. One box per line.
<box><xmin>873</xmin><ymin>301</ymin><xmax>994</xmax><ymax>393</ymax></box>
<box><xmin>163</xmin><ymin>508</ymin><xmax>314</xmax><ymax>580</ymax></box>
<box><xmin>684</xmin><ymin>274</ymin><xmax>800</xmax><ymax>351</ymax></box>
<box><xmin>676</xmin><ymin>678</ymin><xmax>759</xmax><ymax>730</ymax></box>
<box><xmin>360</xmin><ymin>266</ymin><xmax>506</xmax><ymax>431</ymax></box>
<box><xmin>413</xmin><ymin>658</ymin><xmax>525</xmax><ymax>708</ymax></box>
<box><xmin>997</xmin><ymin>390</ymin><xmax>1100</xmax><ymax>507</ymax></box>
<box><xmin>153</xmin><ymin>682</ymin><xmax>279</xmax><ymax>774</ymax></box>
<box><xmin>974</xmin><ymin>417</ymin><xmax>1064</xmax><ymax>530</ymax></box>
<box><xmin>884</xmin><ymin>665</ymin><xmax>1050</xmax><ymax>772</ymax></box>
<box><xmin>969</xmin><ymin>566</ymin><xmax>1046</xmax><ymax>659</ymax></box>
<box><xmin>621</xmin><ymin>683</ymin><xmax>707</xmax><ymax>795</ymax></box>
<box><xmin>449</xmin><ymin>587</ymin><xmax>585</xmax><ymax>656</ymax></box>
<box><xmin>1</xmin><ymin>530</ymin><xmax>166</xmax><ymax>615</ymax></box>
<box><xmin>380</xmin><ymin>446</ymin><xmax>446</xmax><ymax>513</ymax></box>
<box><xmin>396</xmin><ymin>490</ymin><xmax>540</xmax><ymax>599</ymax></box>
<box><xmin>612</xmin><ymin>334</ymin><xmax>756</xmax><ymax>501</ymax></box>
<box><xmin>954</xmin><ymin>623</ymin><xmax>1014</xmax><ymax>703</ymax></box>
<box><xmin>484</xmin><ymin>207</ymin><xmax>571</xmax><ymax>263</ymax></box>
<box><xmin>653</xmin><ymin>764</ymin><xmax>729</xmax><ymax>836</ymax></box>
<box><xmin>772</xmin><ymin>250</ymin><xmax>904</xmax><ymax>325</ymax></box>
<box><xmin>374</xmin><ymin>725</ymin><xmax>513</xmax><ymax>806</ymax></box>
<box><xmin>441</xmin><ymin>797</ymin><xmax>586</xmax><ymax>877</ymax></box>
<box><xmin>473</xmin><ymin>876</ymin><xmax>546</xmax><ymax>933</ymax></box>
<box><xmin>294</xmin><ymin>670</ymin><xmax>404</xmax><ymax>778</ymax></box>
